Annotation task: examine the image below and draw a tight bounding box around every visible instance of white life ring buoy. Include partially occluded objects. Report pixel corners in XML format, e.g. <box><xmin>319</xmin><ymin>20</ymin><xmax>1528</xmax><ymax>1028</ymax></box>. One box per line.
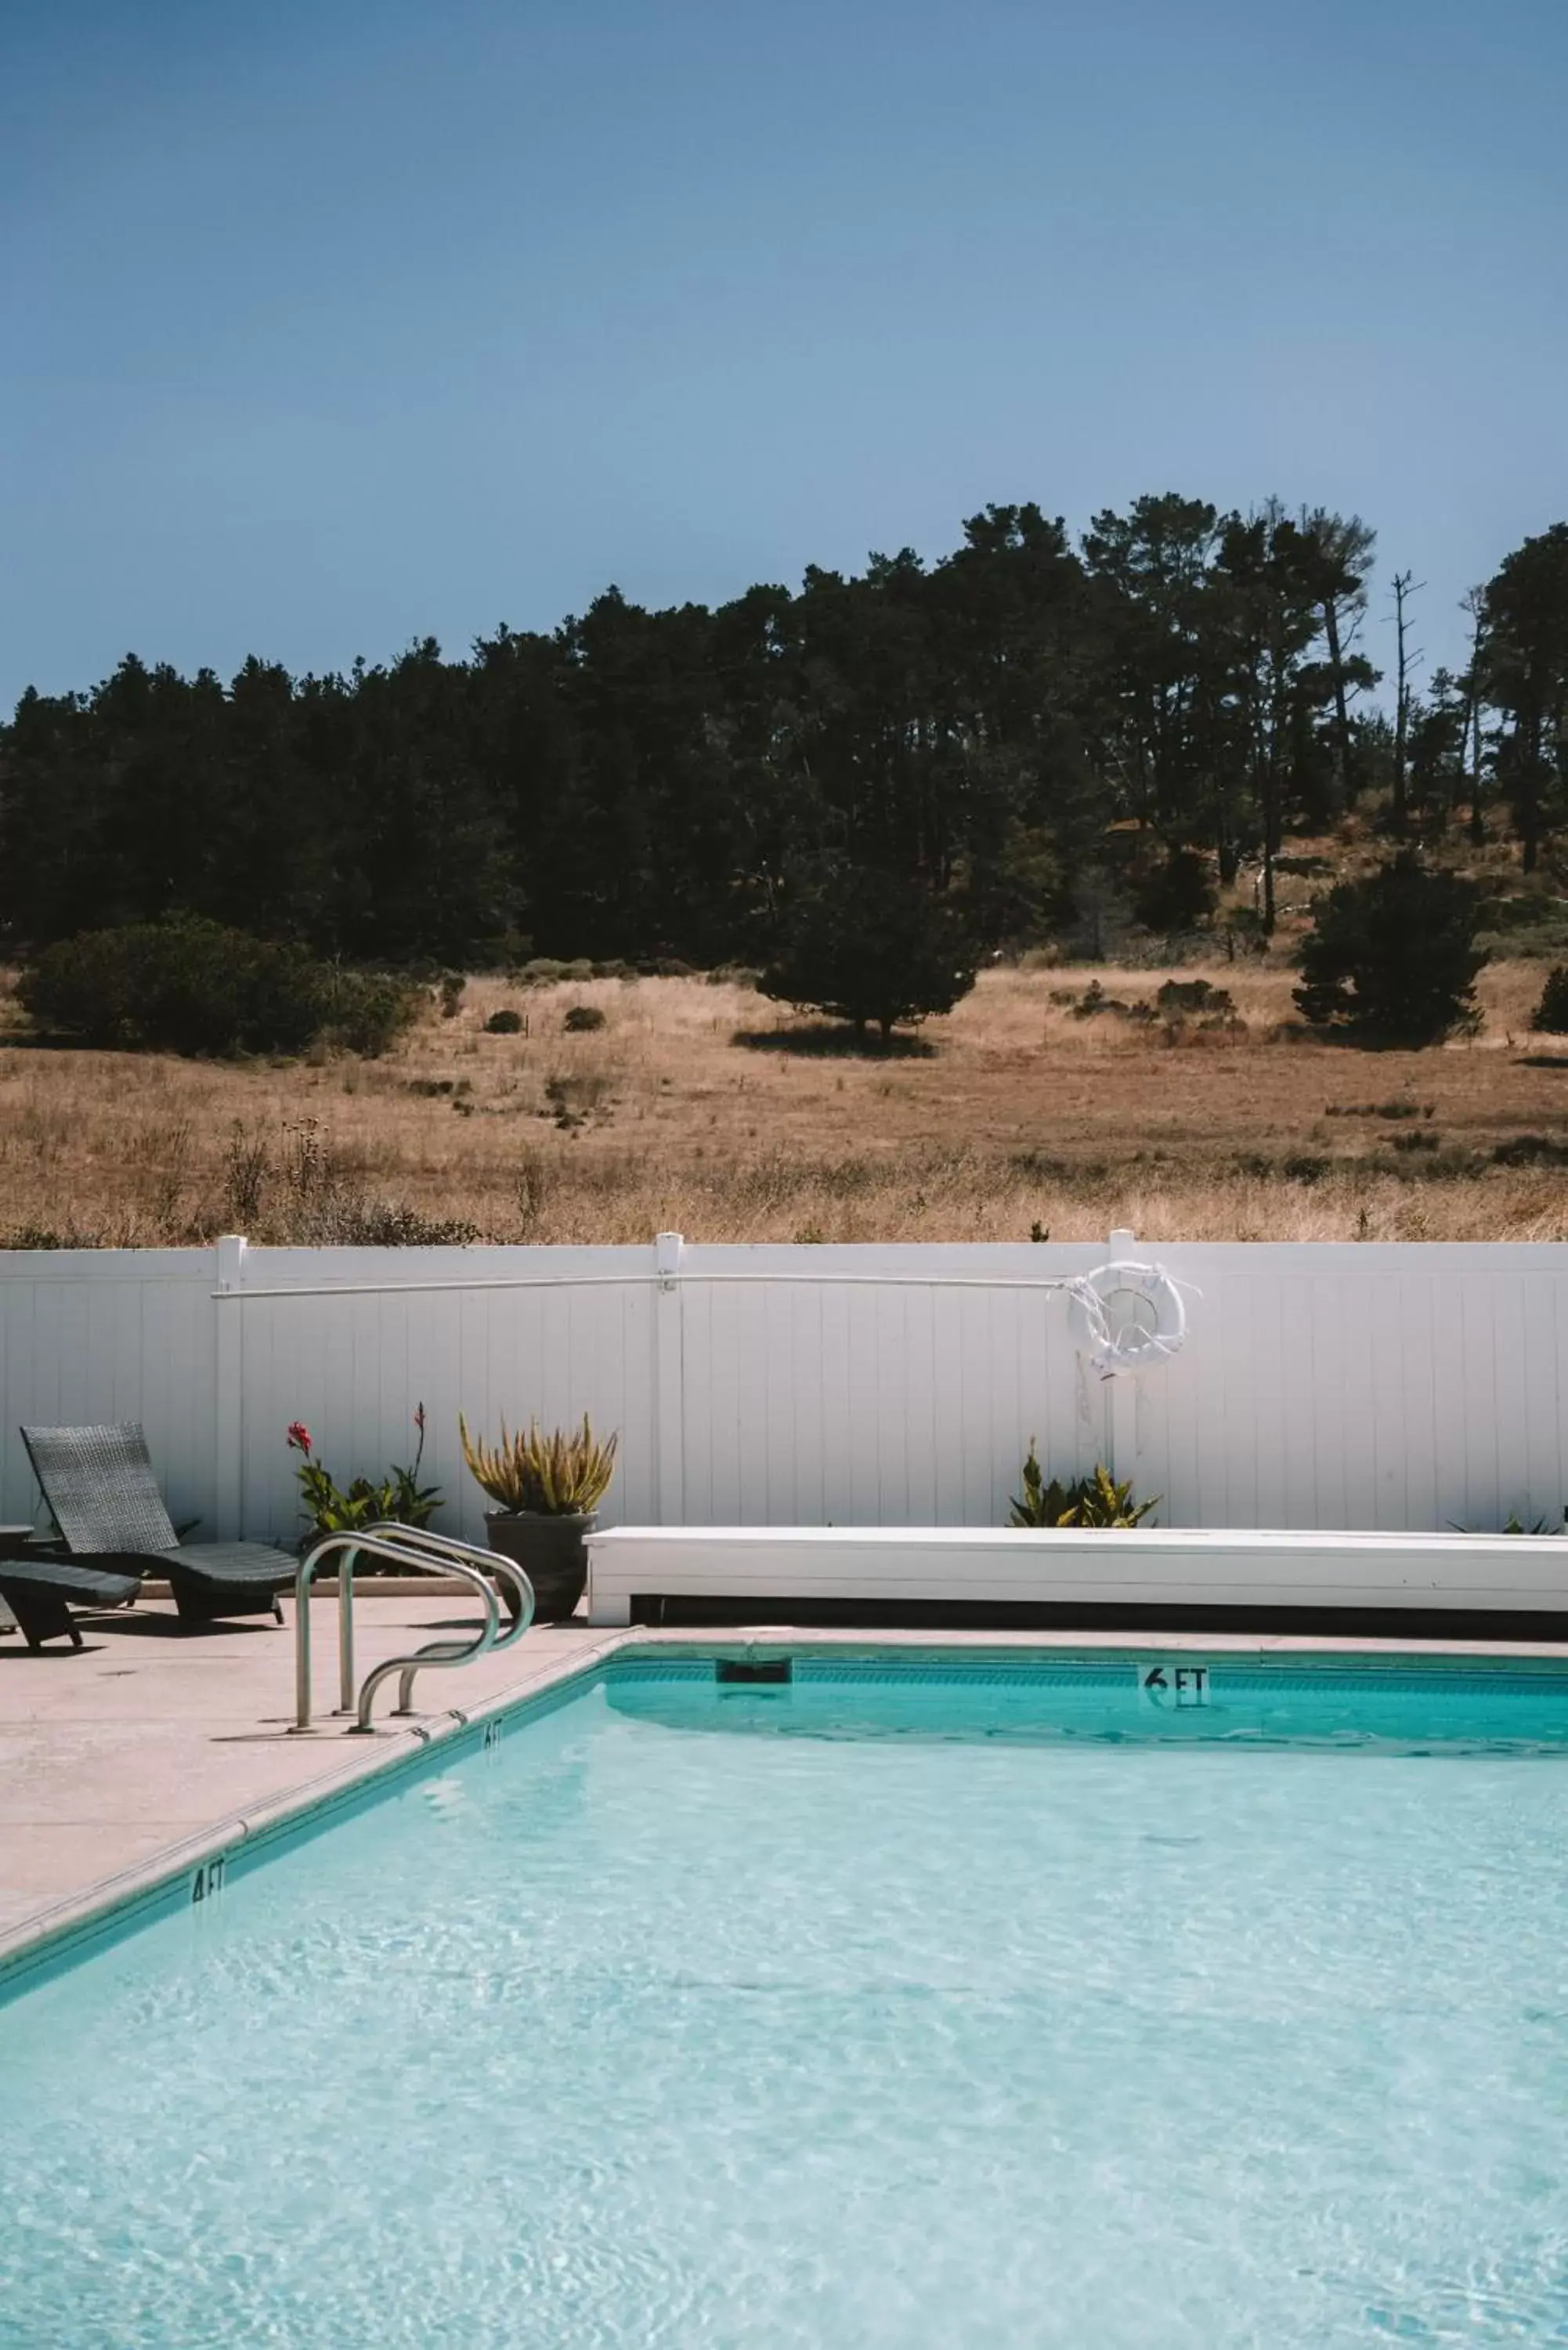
<box><xmin>1068</xmin><ymin>1260</ymin><xmax>1187</xmax><ymax>1379</ymax></box>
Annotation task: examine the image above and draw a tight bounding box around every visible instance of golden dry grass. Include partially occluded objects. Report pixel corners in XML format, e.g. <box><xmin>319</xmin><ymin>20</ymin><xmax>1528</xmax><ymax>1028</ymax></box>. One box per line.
<box><xmin>2</xmin><ymin>960</ymin><xmax>1566</xmax><ymax>1246</ymax></box>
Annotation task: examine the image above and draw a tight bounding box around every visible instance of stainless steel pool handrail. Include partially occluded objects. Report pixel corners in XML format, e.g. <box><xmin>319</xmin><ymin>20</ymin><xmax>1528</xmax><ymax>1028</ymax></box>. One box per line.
<box><xmin>330</xmin><ymin>1523</ymin><xmax>523</xmax><ymax>1721</ymax></box>
<box><xmin>335</xmin><ymin>1525</ymin><xmax>502</xmax><ymax>1729</ymax></box>
<box><xmin>293</xmin><ymin>1530</ymin><xmax>446</xmax><ymax>1731</ymax></box>
<box><xmin>291</xmin><ymin>1524</ymin><xmax>531</xmax><ymax>1734</ymax></box>
<box><xmin>351</xmin><ymin>1523</ymin><xmax>535</xmax><ymax>1730</ymax></box>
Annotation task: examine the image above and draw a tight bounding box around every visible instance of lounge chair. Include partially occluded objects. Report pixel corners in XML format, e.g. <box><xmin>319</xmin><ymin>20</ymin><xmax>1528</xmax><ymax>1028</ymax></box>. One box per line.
<box><xmin>20</xmin><ymin>1424</ymin><xmax>295</xmax><ymax>1629</ymax></box>
<box><xmin>0</xmin><ymin>1555</ymin><xmax>143</xmax><ymax>1651</ymax></box>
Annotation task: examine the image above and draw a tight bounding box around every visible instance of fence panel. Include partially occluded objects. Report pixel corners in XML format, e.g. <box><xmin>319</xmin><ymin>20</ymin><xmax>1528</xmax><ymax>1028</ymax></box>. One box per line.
<box><xmin>225</xmin><ymin>1246</ymin><xmax>661</xmax><ymax>1545</ymax></box>
<box><xmin>1</xmin><ymin>1237</ymin><xmax>1566</xmax><ymax>1543</ymax></box>
<box><xmin>676</xmin><ymin>1244</ymin><xmax>1111</xmax><ymax>1528</ymax></box>
<box><xmin>1124</xmin><ymin>1244</ymin><xmax>1568</xmax><ymax>1535</ymax></box>
<box><xmin>0</xmin><ymin>1252</ymin><xmax>218</xmax><ymax>1535</ymax></box>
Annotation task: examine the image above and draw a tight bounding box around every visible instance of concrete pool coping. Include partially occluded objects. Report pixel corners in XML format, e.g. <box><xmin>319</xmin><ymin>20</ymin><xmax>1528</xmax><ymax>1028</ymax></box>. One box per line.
<box><xmin>7</xmin><ymin>1596</ymin><xmax>1568</xmax><ymax>1994</ymax></box>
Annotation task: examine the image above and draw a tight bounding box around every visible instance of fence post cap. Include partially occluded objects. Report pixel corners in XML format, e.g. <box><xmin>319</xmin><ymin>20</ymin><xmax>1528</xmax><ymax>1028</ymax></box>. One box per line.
<box><xmin>654</xmin><ymin>1231</ymin><xmax>685</xmax><ymax>1278</ymax></box>
<box><xmin>215</xmin><ymin>1235</ymin><xmax>248</xmax><ymax>1291</ymax></box>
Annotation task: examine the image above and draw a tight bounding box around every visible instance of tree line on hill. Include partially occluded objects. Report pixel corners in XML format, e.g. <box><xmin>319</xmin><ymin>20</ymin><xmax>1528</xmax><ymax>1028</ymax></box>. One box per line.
<box><xmin>2</xmin><ymin>500</ymin><xmax>1565</xmax><ymax>981</ymax></box>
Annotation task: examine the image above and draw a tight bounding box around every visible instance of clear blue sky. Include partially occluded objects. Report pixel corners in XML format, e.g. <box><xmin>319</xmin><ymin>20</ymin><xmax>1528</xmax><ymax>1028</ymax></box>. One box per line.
<box><xmin>3</xmin><ymin>0</ymin><xmax>1564</xmax><ymax>714</ymax></box>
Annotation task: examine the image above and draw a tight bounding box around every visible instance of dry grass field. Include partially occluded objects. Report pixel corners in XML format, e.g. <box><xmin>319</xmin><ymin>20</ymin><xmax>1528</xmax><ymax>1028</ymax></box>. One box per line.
<box><xmin>2</xmin><ymin>956</ymin><xmax>1567</xmax><ymax>1246</ymax></box>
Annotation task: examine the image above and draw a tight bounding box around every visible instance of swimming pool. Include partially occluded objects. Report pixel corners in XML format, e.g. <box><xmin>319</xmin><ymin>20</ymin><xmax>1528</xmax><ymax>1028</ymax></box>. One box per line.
<box><xmin>5</xmin><ymin>1649</ymin><xmax>1568</xmax><ymax>2348</ymax></box>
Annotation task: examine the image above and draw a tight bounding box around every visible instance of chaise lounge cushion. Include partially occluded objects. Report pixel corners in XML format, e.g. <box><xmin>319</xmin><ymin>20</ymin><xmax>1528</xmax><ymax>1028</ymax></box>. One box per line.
<box><xmin>157</xmin><ymin>1541</ymin><xmax>295</xmax><ymax>1585</ymax></box>
<box><xmin>0</xmin><ymin>1553</ymin><xmax>142</xmax><ymax>1650</ymax></box>
<box><xmin>0</xmin><ymin>1556</ymin><xmax>142</xmax><ymax>1607</ymax></box>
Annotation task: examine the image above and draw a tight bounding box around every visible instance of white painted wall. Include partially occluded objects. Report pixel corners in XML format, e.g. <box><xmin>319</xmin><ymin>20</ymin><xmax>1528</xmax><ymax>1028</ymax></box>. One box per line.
<box><xmin>0</xmin><ymin>1236</ymin><xmax>1563</xmax><ymax>1544</ymax></box>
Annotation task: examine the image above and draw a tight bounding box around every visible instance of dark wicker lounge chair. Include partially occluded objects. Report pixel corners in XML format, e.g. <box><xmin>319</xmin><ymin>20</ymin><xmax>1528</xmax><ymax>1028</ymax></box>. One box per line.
<box><xmin>20</xmin><ymin>1424</ymin><xmax>295</xmax><ymax>1630</ymax></box>
<box><xmin>0</xmin><ymin>1555</ymin><xmax>142</xmax><ymax>1651</ymax></box>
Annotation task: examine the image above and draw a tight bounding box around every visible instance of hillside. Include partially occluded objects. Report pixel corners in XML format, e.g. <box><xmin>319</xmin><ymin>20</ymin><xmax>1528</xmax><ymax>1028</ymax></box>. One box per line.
<box><xmin>2</xmin><ymin>927</ymin><xmax>1564</xmax><ymax>1246</ymax></box>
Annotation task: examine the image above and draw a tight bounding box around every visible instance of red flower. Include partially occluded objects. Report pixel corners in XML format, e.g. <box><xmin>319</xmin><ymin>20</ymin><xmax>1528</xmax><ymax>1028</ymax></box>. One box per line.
<box><xmin>287</xmin><ymin>1422</ymin><xmax>313</xmax><ymax>1455</ymax></box>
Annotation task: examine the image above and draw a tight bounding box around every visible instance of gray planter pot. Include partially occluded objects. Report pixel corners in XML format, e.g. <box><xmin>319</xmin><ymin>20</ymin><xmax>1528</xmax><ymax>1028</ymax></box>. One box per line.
<box><xmin>483</xmin><ymin>1509</ymin><xmax>597</xmax><ymax>1624</ymax></box>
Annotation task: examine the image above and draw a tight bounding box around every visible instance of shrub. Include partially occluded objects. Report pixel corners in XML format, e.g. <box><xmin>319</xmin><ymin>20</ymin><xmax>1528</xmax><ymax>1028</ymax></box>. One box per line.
<box><xmin>541</xmin><ymin>1070</ymin><xmax>611</xmax><ymax>1130</ymax></box>
<box><xmin>1009</xmin><ymin>1448</ymin><xmax>1158</xmax><ymax>1529</ymax></box>
<box><xmin>1493</xmin><ymin>1135</ymin><xmax>1568</xmax><ymax>1169</ymax></box>
<box><xmin>1155</xmin><ymin>978</ymin><xmax>1234</xmax><ymax>1023</ymax></box>
<box><xmin>1531</xmin><ymin>966</ymin><xmax>1568</xmax><ymax>1033</ymax></box>
<box><xmin>313</xmin><ymin>967</ymin><xmax>420</xmax><ymax>1056</ymax></box>
<box><xmin>562</xmin><ymin>1003</ymin><xmax>606</xmax><ymax>1033</ymax></box>
<box><xmin>1070</xmin><ymin>980</ymin><xmax>1133</xmax><ymax>1021</ymax></box>
<box><xmin>485</xmin><ymin>1007</ymin><xmax>524</xmax><ymax>1034</ymax></box>
<box><xmin>761</xmin><ymin>865</ymin><xmax>976</xmax><ymax>1039</ymax></box>
<box><xmin>17</xmin><ymin>920</ymin><xmax>417</xmax><ymax>1058</ymax></box>
<box><xmin>331</xmin><ymin>1200</ymin><xmax>482</xmax><ymax>1245</ymax></box>
<box><xmin>1293</xmin><ymin>855</ymin><xmax>1487</xmax><ymax>1045</ymax></box>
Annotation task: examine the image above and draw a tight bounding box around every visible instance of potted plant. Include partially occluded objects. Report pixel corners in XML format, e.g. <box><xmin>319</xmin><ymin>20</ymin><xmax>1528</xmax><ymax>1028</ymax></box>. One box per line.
<box><xmin>458</xmin><ymin>1412</ymin><xmax>618</xmax><ymax>1622</ymax></box>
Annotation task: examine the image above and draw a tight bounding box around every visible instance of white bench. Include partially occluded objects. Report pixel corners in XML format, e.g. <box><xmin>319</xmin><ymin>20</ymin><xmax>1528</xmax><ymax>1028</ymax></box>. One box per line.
<box><xmin>585</xmin><ymin>1524</ymin><xmax>1568</xmax><ymax>1627</ymax></box>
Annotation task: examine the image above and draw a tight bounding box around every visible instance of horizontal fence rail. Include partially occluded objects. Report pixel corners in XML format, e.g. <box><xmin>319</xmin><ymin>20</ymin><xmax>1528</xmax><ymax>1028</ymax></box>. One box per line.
<box><xmin>0</xmin><ymin>1234</ymin><xmax>1565</xmax><ymax>1544</ymax></box>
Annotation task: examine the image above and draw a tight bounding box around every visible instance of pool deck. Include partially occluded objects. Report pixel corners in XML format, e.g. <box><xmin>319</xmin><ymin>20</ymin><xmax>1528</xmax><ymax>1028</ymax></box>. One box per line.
<box><xmin>0</xmin><ymin>1593</ymin><xmax>623</xmax><ymax>1961</ymax></box>
<box><xmin>6</xmin><ymin>1596</ymin><xmax>1568</xmax><ymax>1972</ymax></box>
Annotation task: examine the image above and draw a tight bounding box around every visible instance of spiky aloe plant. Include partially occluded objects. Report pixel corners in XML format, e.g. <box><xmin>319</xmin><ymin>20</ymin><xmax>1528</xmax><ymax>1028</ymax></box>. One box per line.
<box><xmin>459</xmin><ymin>1412</ymin><xmax>618</xmax><ymax>1516</ymax></box>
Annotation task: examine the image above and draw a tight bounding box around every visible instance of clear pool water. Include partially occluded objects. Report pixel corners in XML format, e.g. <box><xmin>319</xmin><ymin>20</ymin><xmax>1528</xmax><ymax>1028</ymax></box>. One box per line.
<box><xmin>7</xmin><ymin>1654</ymin><xmax>1568</xmax><ymax>2348</ymax></box>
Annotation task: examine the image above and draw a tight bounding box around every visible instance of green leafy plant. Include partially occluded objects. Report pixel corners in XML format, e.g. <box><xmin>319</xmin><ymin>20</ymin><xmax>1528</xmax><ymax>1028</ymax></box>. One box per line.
<box><xmin>459</xmin><ymin>1412</ymin><xmax>619</xmax><ymax>1516</ymax></box>
<box><xmin>1009</xmin><ymin>1444</ymin><xmax>1158</xmax><ymax>1528</ymax></box>
<box><xmin>485</xmin><ymin>1007</ymin><xmax>524</xmax><ymax>1034</ymax></box>
<box><xmin>286</xmin><ymin>1406</ymin><xmax>442</xmax><ymax>1551</ymax></box>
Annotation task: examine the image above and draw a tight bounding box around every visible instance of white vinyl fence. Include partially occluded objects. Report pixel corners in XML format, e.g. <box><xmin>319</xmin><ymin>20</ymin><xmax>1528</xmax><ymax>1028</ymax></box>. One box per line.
<box><xmin>0</xmin><ymin>1233</ymin><xmax>1565</xmax><ymax>1547</ymax></box>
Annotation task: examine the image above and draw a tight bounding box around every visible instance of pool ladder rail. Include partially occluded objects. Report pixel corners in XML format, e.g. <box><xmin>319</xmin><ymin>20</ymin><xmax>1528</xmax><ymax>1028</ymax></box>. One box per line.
<box><xmin>291</xmin><ymin>1521</ymin><xmax>534</xmax><ymax>1734</ymax></box>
